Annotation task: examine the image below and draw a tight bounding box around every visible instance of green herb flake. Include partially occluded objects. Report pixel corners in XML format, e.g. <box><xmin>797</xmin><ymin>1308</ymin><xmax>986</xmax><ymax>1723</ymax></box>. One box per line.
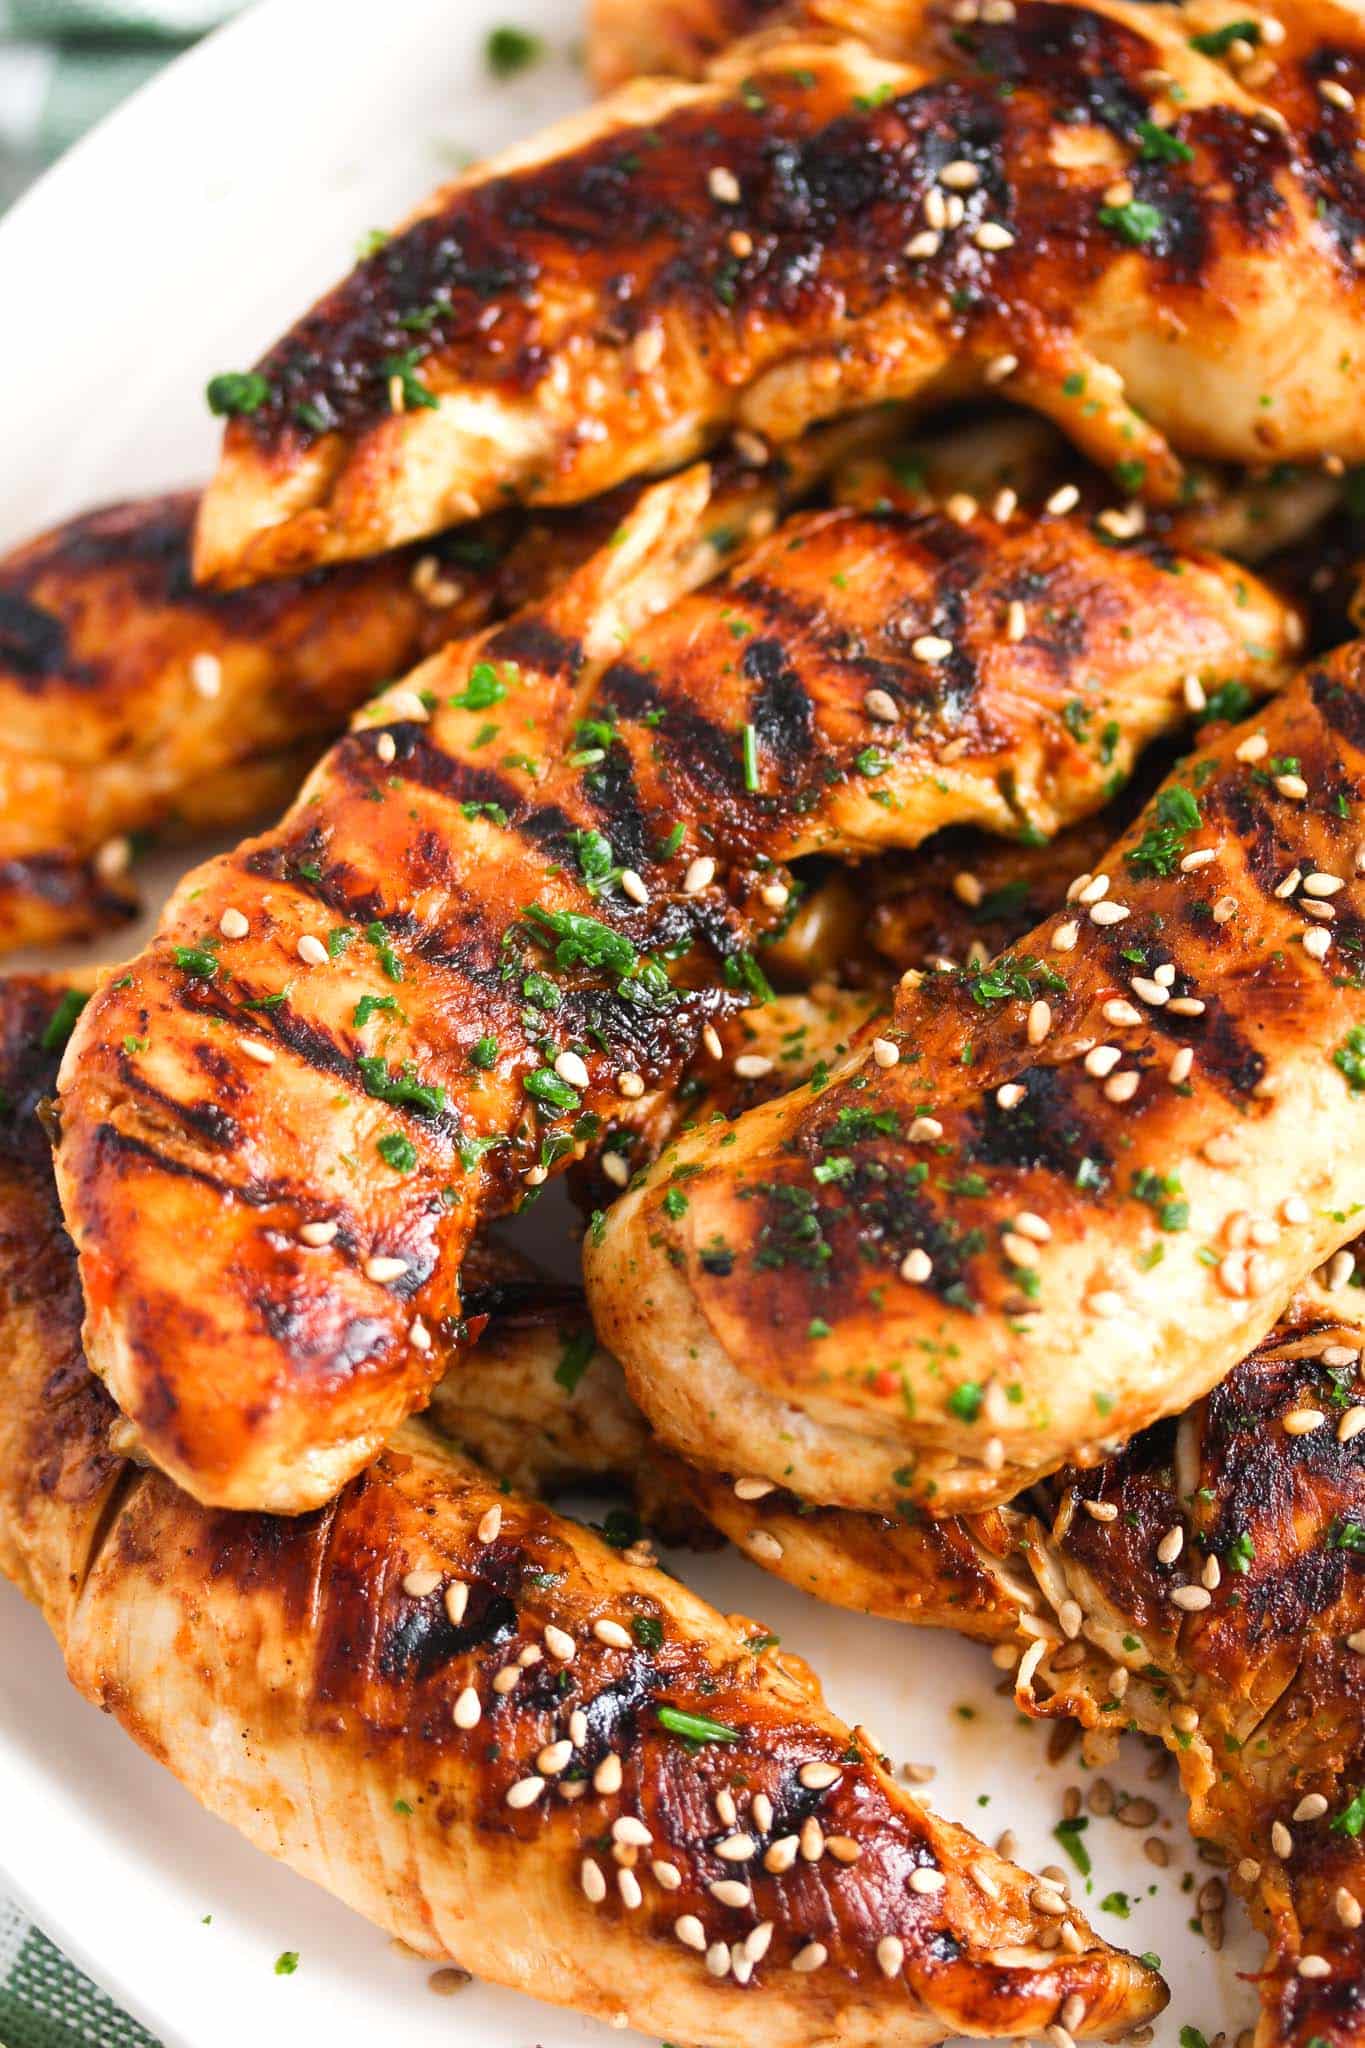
<box><xmin>657</xmin><ymin>1706</ymin><xmax>740</xmax><ymax>1745</ymax></box>
<box><xmin>554</xmin><ymin>1327</ymin><xmax>596</xmax><ymax>1395</ymax></box>
<box><xmin>377</xmin><ymin>1131</ymin><xmax>418</xmax><ymax>1173</ymax></box>
<box><xmin>40</xmin><ymin>989</ymin><xmax>89</xmax><ymax>1053</ymax></box>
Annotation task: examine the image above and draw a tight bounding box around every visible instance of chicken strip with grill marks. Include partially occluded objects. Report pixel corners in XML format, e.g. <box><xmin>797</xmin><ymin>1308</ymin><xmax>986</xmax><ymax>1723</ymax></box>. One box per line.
<box><xmin>0</xmin><ymin>432</ymin><xmax>841</xmax><ymax>955</ymax></box>
<box><xmin>195</xmin><ymin>2</ymin><xmax>1365</xmax><ymax>585</ymax></box>
<box><xmin>55</xmin><ymin>465</ymin><xmax>1296</xmax><ymax>1514</ymax></box>
<box><xmin>0</xmin><ymin>977</ymin><xmax>1166</xmax><ymax>2048</ymax></box>
<box><xmin>588</xmin><ymin>650</ymin><xmax>1365</xmax><ymax>1518</ymax></box>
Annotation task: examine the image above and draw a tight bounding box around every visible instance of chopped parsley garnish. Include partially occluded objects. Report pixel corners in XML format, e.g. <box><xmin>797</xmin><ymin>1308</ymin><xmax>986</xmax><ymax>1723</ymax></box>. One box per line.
<box><xmin>356</xmin><ymin>1056</ymin><xmax>445</xmax><ymax>1115</ymax></box>
<box><xmin>826</xmin><ymin>1105</ymin><xmax>899</xmax><ymax>1143</ymax></box>
<box><xmin>327</xmin><ymin>925</ymin><xmax>355</xmax><ymax>960</ymax></box>
<box><xmin>206</xmin><ymin>370</ymin><xmax>270</xmax><ymax>417</ymax></box>
<box><xmin>1100</xmin><ymin>1889</ymin><xmax>1131</xmax><ymax>1918</ymax></box>
<box><xmin>379</xmin><ymin>348</ymin><xmax>438</xmax><ymax>411</ymax></box>
<box><xmin>450</xmin><ymin>661</ymin><xmax>508</xmax><ymax>711</ymax></box>
<box><xmin>469</xmin><ymin>1034</ymin><xmax>499</xmax><ymax>1070</ymax></box>
<box><xmin>173</xmin><ymin>944</ymin><xmax>220</xmax><ymax>979</ymax></box>
<box><xmin>1131</xmin><ymin>1166</ymin><xmax>1189</xmax><ymax>1232</ymax></box>
<box><xmin>657</xmin><ymin>1706</ymin><xmax>739</xmax><ymax>1744</ymax></box>
<box><xmin>632</xmin><ymin>1616</ymin><xmax>665</xmax><ymax>1650</ymax></box>
<box><xmin>274</xmin><ymin>1952</ymin><xmax>299</xmax><ymax>1976</ymax></box>
<box><xmin>40</xmin><ymin>989</ymin><xmax>89</xmax><ymax>1052</ymax></box>
<box><xmin>554</xmin><ymin>1327</ymin><xmax>596</xmax><ymax>1394</ymax></box>
<box><xmin>568</xmin><ymin>828</ymin><xmax>620</xmax><ymax>893</ymax></box>
<box><xmin>1053</xmin><ymin>1815</ymin><xmax>1091</xmax><ymax>1875</ymax></box>
<box><xmin>1332</xmin><ymin>1786</ymin><xmax>1365</xmax><ymax>1836</ymax></box>
<box><xmin>1126</xmin><ymin>785</ymin><xmax>1202</xmax><ymax>877</ymax></box>
<box><xmin>948</xmin><ymin>1381</ymin><xmax>983</xmax><ymax>1423</ymax></box>
<box><xmin>1334</xmin><ymin>1025</ymin><xmax>1365</xmax><ymax>1093</ymax></box>
<box><xmin>377</xmin><ymin>1132</ymin><xmax>418</xmax><ymax>1172</ymax></box>
<box><xmin>524</xmin><ymin>1066</ymin><xmax>580</xmax><ymax>1114</ymax></box>
<box><xmin>723</xmin><ymin>951</ymin><xmax>775</xmax><ymax>1004</ymax></box>
<box><xmin>1224</xmin><ymin>1529</ymin><xmax>1255</xmax><ymax>1574</ymax></box>
<box><xmin>1328</xmin><ymin>1517</ymin><xmax>1365</xmax><ymax>1553</ymax></box>
<box><xmin>1136</xmin><ymin>120</ymin><xmax>1193</xmax><ymax>164</ymax></box>
<box><xmin>961</xmin><ymin>953</ymin><xmax>1065</xmax><ymax>1006</ymax></box>
<box><xmin>365</xmin><ymin>921</ymin><xmax>404</xmax><ymax>982</ymax></box>
<box><xmin>486</xmin><ymin>24</ymin><xmax>542</xmax><ymax>75</ymax></box>
<box><xmin>1198</xmin><ymin>679</ymin><xmax>1254</xmax><ymax>725</ymax></box>
<box><xmin>742</xmin><ymin>723</ymin><xmax>760</xmax><ymax>792</ymax></box>
<box><xmin>662</xmin><ymin>1186</ymin><xmax>690</xmax><ymax>1219</ymax></box>
<box><xmin>354</xmin><ymin>993</ymin><xmax>398</xmax><ymax>1028</ymax></box>
<box><xmin>525</xmin><ymin>904</ymin><xmax>638</xmax><ymax>976</ymax></box>
<box><xmin>1098</xmin><ymin>198</ymin><xmax>1164</xmax><ymax>247</ymax></box>
<box><xmin>1189</xmin><ymin>18</ymin><xmax>1259</xmax><ymax>54</ymax></box>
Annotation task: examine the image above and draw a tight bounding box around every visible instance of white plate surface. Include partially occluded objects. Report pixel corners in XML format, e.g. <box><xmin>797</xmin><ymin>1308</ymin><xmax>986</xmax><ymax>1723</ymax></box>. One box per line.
<box><xmin>0</xmin><ymin>6</ymin><xmax>1257</xmax><ymax>2044</ymax></box>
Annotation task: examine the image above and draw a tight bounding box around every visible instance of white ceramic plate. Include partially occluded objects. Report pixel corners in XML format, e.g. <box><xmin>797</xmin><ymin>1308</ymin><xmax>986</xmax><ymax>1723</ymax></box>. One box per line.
<box><xmin>0</xmin><ymin>6</ymin><xmax>1257</xmax><ymax>2043</ymax></box>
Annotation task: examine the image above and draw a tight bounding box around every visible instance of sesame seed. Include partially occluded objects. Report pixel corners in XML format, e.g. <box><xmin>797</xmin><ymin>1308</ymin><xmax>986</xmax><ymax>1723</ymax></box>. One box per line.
<box><xmin>1305</xmin><ymin>871</ymin><xmax>1344</xmax><ymax>897</ymax></box>
<box><xmin>905</xmin><ymin>229</ymin><xmax>942</xmax><ymax>259</ymax></box>
<box><xmin>675</xmin><ymin>1916</ymin><xmax>706</xmax><ymax>1952</ymax></box>
<box><xmin>877</xmin><ymin>1935</ymin><xmax>905</xmax><ymax>1977</ymax></box>
<box><xmin>909</xmin><ymin>1865</ymin><xmax>947</xmax><ymax>1894</ymax></box>
<box><xmin>709</xmin><ymin>1878</ymin><xmax>753</xmax><ymax>1910</ymax></box>
<box><xmin>238</xmin><ymin>1037</ymin><xmax>276</xmax><ymax>1065</ymax></box>
<box><xmin>954</xmin><ymin>870</ymin><xmax>984</xmax><ymax>908</ymax></box>
<box><xmin>1283</xmin><ymin>1407</ymin><xmax>1327</xmax><ymax>1435</ymax></box>
<box><xmin>864</xmin><ymin>686</ymin><xmax>901</xmax><ymax>722</ymax></box>
<box><xmin>539</xmin><ymin>1739</ymin><xmax>574</xmax><ymax>1776</ymax></box>
<box><xmin>945</xmin><ymin>492</ymin><xmax>978</xmax><ymax>525</ymax></box>
<box><xmin>364</xmin><ymin>1255</ymin><xmax>408</xmax><ymax>1284</ymax></box>
<box><xmin>924</xmin><ymin>185</ymin><xmax>949</xmax><ymax>230</ymax></box>
<box><xmin>1090</xmin><ymin>900</ymin><xmax>1130</xmax><ymax>925</ymax></box>
<box><xmin>190</xmin><ymin>652</ymin><xmax>222</xmax><ymax>700</ymax></box>
<box><xmin>975</xmin><ymin>221</ymin><xmax>1015</xmax><ymax>250</ymax></box>
<box><xmin>1077</xmin><ymin>873</ymin><xmax>1110</xmax><ymax>906</ymax></box>
<box><xmin>1304</xmin><ymin>927</ymin><xmax>1333</xmax><ymax>961</ymax></box>
<box><xmin>1320</xmin><ymin>79</ymin><xmax>1355</xmax><ymax>109</ymax></box>
<box><xmin>872</xmin><ymin>1036</ymin><xmax>901</xmax><ymax>1069</ymax></box>
<box><xmin>901</xmin><ymin>1247</ymin><xmax>933</xmax><ymax>1284</ymax></box>
<box><xmin>764</xmin><ymin>1835</ymin><xmax>799</xmax><ymax>1873</ymax></box>
<box><xmin>993</xmin><ymin>487</ymin><xmax>1018</xmax><ymax>522</ymax></box>
<box><xmin>1104</xmin><ymin>1071</ymin><xmax>1139</xmax><ymax>1104</ymax></box>
<box><xmin>683</xmin><ymin>856</ymin><xmax>715</xmax><ymax>894</ymax></box>
<box><xmin>1089</xmin><ymin>1290</ymin><xmax>1124</xmax><ymax>1318</ymax></box>
<box><xmin>1182</xmin><ymin>675</ymin><xmax>1207</xmax><ymax>713</ymax></box>
<box><xmin>581</xmin><ymin>1858</ymin><xmax>607</xmax><ymax>1903</ymax></box>
<box><xmin>594</xmin><ymin>1618</ymin><xmax>633</xmax><ymax>1649</ymax></box>
<box><xmin>602</xmin><ymin>1155</ymin><xmax>629</xmax><ymax>1189</ymax></box>
<box><xmin>618</xmin><ymin>1071</ymin><xmax>645</xmax><ymax>1098</ymax></box>
<box><xmin>1084</xmin><ymin>1499</ymin><xmax>1119</xmax><ymax>1522</ymax></box>
<box><xmin>799</xmin><ymin>1760</ymin><xmax>841</xmax><ymax>1791</ymax></box>
<box><xmin>1294</xmin><ymin>1793</ymin><xmax>1329</xmax><ymax>1822</ymax></box>
<box><xmin>1046</xmin><ymin>483</ymin><xmax>1081</xmax><ymax>516</ymax></box>
<box><xmin>1272</xmin><ymin>1819</ymin><xmax>1295</xmax><ymax>1858</ymax></box>
<box><xmin>620</xmin><ymin>869</ymin><xmax>649</xmax><ymax>906</ymax></box>
<box><xmin>1051</xmin><ymin>920</ymin><xmax>1079</xmax><ymax>953</ymax></box>
<box><xmin>1338</xmin><ymin>1888</ymin><xmax>1362</xmax><ymax>1928</ymax></box>
<box><xmin>1031</xmin><ymin>1884</ymin><xmax>1067</xmax><ymax>1915</ymax></box>
<box><xmin>653</xmin><ymin>1859</ymin><xmax>682</xmax><ymax>1890</ymax></box>
<box><xmin>376</xmin><ymin>732</ymin><xmax>397</xmax><ymax>765</ymax></box>
<box><xmin>1130</xmin><ymin>977</ymin><xmax>1168</xmax><ymax>1007</ymax></box>
<box><xmin>733</xmin><ymin>1053</ymin><xmax>774</xmax><ymax>1080</ymax></box>
<box><xmin>614</xmin><ymin>1816</ymin><xmax>653</xmax><ymax>1847</ymax></box>
<box><xmin>615</xmin><ymin>1868</ymin><xmax>643</xmax><ymax>1911</ymax></box>
<box><xmin>908</xmin><ymin>1115</ymin><xmax>944</xmax><ymax>1140</ymax></box>
<box><xmin>595</xmin><ymin>1753</ymin><xmax>624</xmax><ymax>1795</ymax></box>
<box><xmin>800</xmin><ymin>1816</ymin><xmax>825</xmax><ymax>1861</ymax></box>
<box><xmin>402</xmin><ymin>1568</ymin><xmax>441</xmax><ymax>1597</ymax></box>
<box><xmin>296</xmin><ymin>933</ymin><xmax>327</xmax><ymax>968</ymax></box>
<box><xmin>298</xmin><ymin>1219</ymin><xmax>338</xmax><ymax>1247</ymax></box>
<box><xmin>1181</xmin><ymin>847</ymin><xmax>1216</xmax><ymax>872</ymax></box>
<box><xmin>717</xmin><ymin>1832</ymin><xmax>756</xmax><ymax>1863</ymax></box>
<box><xmin>219</xmin><ymin>907</ymin><xmax>249</xmax><ymax>940</ymax></box>
<box><xmin>1103</xmin><ymin>998</ymin><xmax>1142</xmax><ymax>1028</ymax></box>
<box><xmin>1276</xmin><ymin>773</ymin><xmax>1309</xmax><ymax>800</ymax></box>
<box><xmin>708</xmin><ymin>165</ymin><xmax>741</xmax><ymax>204</ymax></box>
<box><xmin>492</xmin><ymin>1666</ymin><xmax>520</xmax><ymax>1695</ymax></box>
<box><xmin>1027</xmin><ymin>999</ymin><xmax>1052</xmax><ymax>1045</ymax></box>
<box><xmin>1166</xmin><ymin>996</ymin><xmax>1206</xmax><ymax>1016</ymax></box>
<box><xmin>940</xmin><ymin>158</ymin><xmax>980</xmax><ymax>189</ymax></box>
<box><xmin>749</xmin><ymin>1529</ymin><xmax>785</xmax><ymax>1562</ymax></box>
<box><xmin>477</xmin><ymin>1504</ymin><xmax>502</xmax><ymax>1543</ymax></box>
<box><xmin>1084</xmin><ymin>1045</ymin><xmax>1122</xmax><ymax>1078</ymax></box>
<box><xmin>912</xmin><ymin>634</ymin><xmax>954</xmax><ymax>663</ymax></box>
<box><xmin>453</xmin><ymin>1687</ymin><xmax>481</xmax><ymax>1729</ymax></box>
<box><xmin>1339</xmin><ymin>1405</ymin><xmax>1365</xmax><ymax>1443</ymax></box>
<box><xmin>444</xmin><ymin>1580</ymin><xmax>469</xmax><ymax>1625</ymax></box>
<box><xmin>551</xmin><ymin>1049</ymin><xmax>589</xmax><ymax>1092</ymax></box>
<box><xmin>1298</xmin><ymin>1956</ymin><xmax>1331</xmax><ymax>1979</ymax></box>
<box><xmin>996</xmin><ymin>1082</ymin><xmax>1026</xmax><ymax>1110</ymax></box>
<box><xmin>1156</xmin><ymin>1524</ymin><xmax>1184</xmax><ymax>1564</ymax></box>
<box><xmin>706</xmin><ymin>1943</ymin><xmax>731</xmax><ymax>1980</ymax></box>
<box><xmin>1171</xmin><ymin>1584</ymin><xmax>1212</xmax><ymax>1611</ymax></box>
<box><xmin>1236</xmin><ymin>733</ymin><xmax>1269</xmax><ymax>763</ymax></box>
<box><xmin>569</xmin><ymin>1709</ymin><xmax>589</xmax><ymax>1747</ymax></box>
<box><xmin>791</xmin><ymin>1941</ymin><xmax>828</xmax><ymax>1974</ymax></box>
<box><xmin>759</xmin><ymin>879</ymin><xmax>789</xmax><ymax>910</ymax></box>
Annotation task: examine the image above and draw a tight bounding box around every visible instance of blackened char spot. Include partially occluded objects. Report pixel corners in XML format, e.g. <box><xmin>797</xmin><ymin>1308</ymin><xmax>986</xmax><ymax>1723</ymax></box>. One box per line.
<box><xmin>380</xmin><ymin>1586</ymin><xmax>517</xmax><ymax>1682</ymax></box>
<box><xmin>0</xmin><ymin>593</ymin><xmax>70</xmax><ymax>682</ymax></box>
<box><xmin>489</xmin><ymin>613</ymin><xmax>582</xmax><ymax>679</ymax></box>
<box><xmin>578</xmin><ymin>1663</ymin><xmax>656</xmax><ymax>1765</ymax></box>
<box><xmin>1311</xmin><ymin>662</ymin><xmax>1365</xmax><ymax>752</ymax></box>
<box><xmin>966</xmin><ymin>1065</ymin><xmax>1112</xmax><ymax>1186</ymax></box>
<box><xmin>743</xmin><ymin>636</ymin><xmax>815</xmax><ymax>764</ymax></box>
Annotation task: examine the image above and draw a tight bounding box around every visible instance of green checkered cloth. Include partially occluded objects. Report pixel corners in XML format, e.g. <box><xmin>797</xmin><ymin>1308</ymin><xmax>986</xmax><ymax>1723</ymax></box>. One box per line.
<box><xmin>0</xmin><ymin>1898</ymin><xmax>160</xmax><ymax>2048</ymax></box>
<box><xmin>0</xmin><ymin>0</ymin><xmax>238</xmax><ymax>210</ymax></box>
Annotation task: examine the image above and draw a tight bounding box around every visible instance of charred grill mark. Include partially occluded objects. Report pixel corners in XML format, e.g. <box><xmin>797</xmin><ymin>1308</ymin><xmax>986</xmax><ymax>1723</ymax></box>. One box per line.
<box><xmin>964</xmin><ymin>1063</ymin><xmax>1114</xmax><ymax>1184</ymax></box>
<box><xmin>1301</xmin><ymin>43</ymin><xmax>1365</xmax><ymax>268</ymax></box>
<box><xmin>337</xmin><ymin>724</ymin><xmax>525</xmax><ymax>821</ymax></box>
<box><xmin>0</xmin><ymin>591</ymin><xmax>74</xmax><ymax>684</ymax></box>
<box><xmin>742</xmin><ymin>637</ymin><xmax>816</xmax><ymax>766</ymax></box>
<box><xmin>486</xmin><ymin>612</ymin><xmax>582</xmax><ymax>679</ymax></box>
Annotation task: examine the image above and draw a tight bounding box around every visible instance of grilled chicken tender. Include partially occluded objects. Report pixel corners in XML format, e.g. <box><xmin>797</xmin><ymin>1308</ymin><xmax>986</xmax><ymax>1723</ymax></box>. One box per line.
<box><xmin>588</xmin><ymin>650</ymin><xmax>1365</xmax><ymax>1518</ymax></box>
<box><xmin>195</xmin><ymin>1</ymin><xmax>1365</xmax><ymax>585</ymax></box>
<box><xmin>0</xmin><ymin>441</ymin><xmax>829</xmax><ymax>955</ymax></box>
<box><xmin>0</xmin><ymin>980</ymin><xmax>1165</xmax><ymax>2048</ymax></box>
<box><xmin>56</xmin><ymin>465</ymin><xmax>1296</xmax><ymax>1513</ymax></box>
